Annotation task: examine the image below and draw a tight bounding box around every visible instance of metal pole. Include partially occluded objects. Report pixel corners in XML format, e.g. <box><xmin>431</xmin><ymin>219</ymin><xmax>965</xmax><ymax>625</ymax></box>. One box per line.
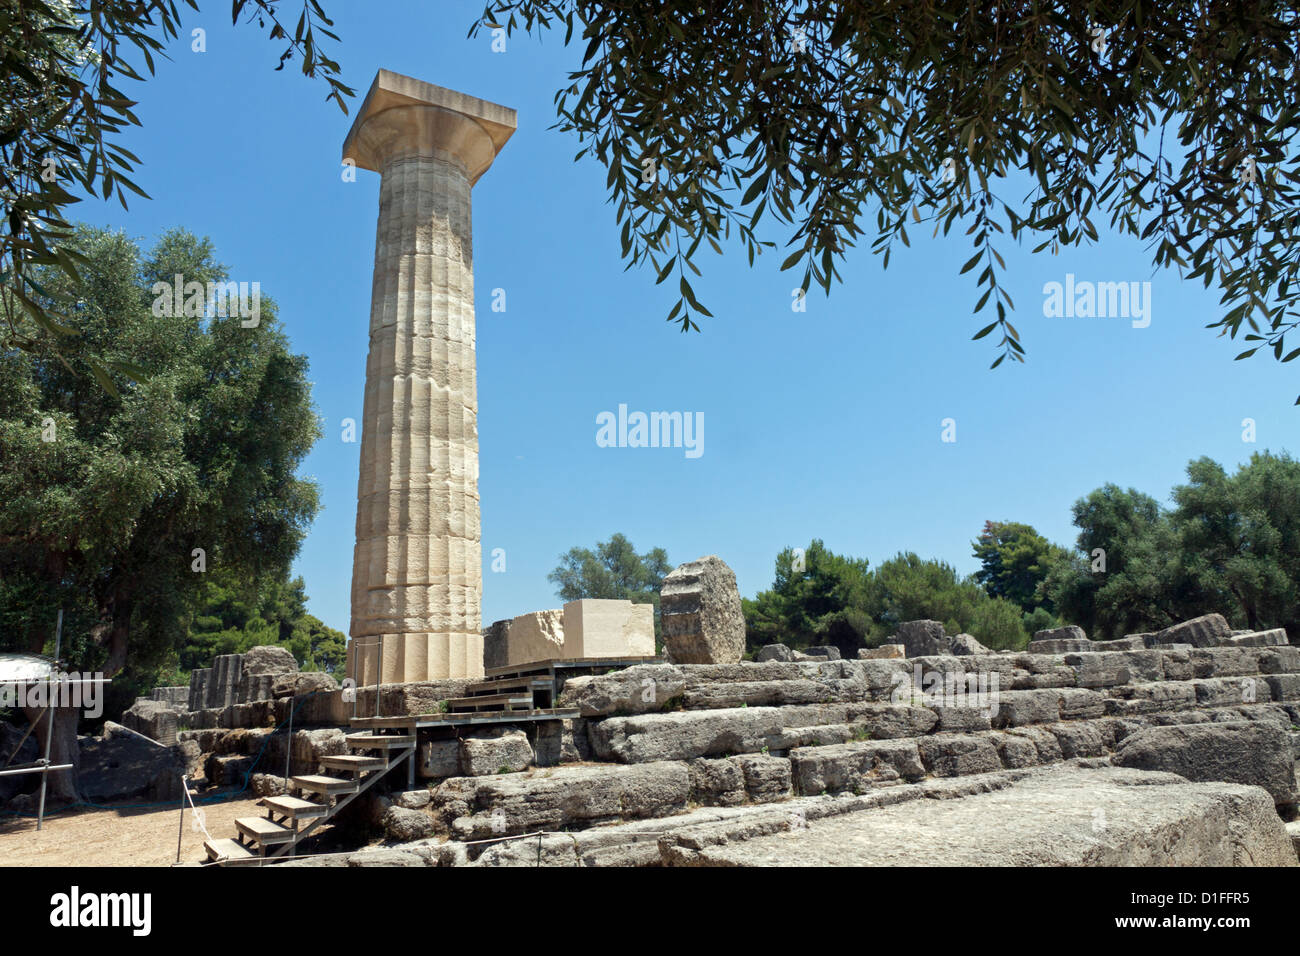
<box><xmin>374</xmin><ymin>635</ymin><xmax>382</xmax><ymax>719</ymax></box>
<box><xmin>283</xmin><ymin>689</ymin><xmax>295</xmax><ymax>789</ymax></box>
<box><xmin>36</xmin><ymin>608</ymin><xmax>63</xmax><ymax>832</ymax></box>
<box><xmin>176</xmin><ymin>776</ymin><xmax>187</xmax><ymax>864</ymax></box>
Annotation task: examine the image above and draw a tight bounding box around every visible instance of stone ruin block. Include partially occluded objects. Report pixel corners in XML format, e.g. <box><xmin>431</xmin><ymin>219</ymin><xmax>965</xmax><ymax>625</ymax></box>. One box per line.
<box><xmin>1028</xmin><ymin>625</ymin><xmax>1094</xmax><ymax>654</ymax></box>
<box><xmin>1223</xmin><ymin>628</ymin><xmax>1289</xmax><ymax>648</ymax></box>
<box><xmin>481</xmin><ymin>619</ymin><xmax>512</xmax><ymax>671</ymax></box>
<box><xmin>1148</xmin><ymin>613</ymin><xmax>1232</xmax><ymax>648</ymax></box>
<box><xmin>483</xmin><ymin>609</ymin><xmax>565</xmax><ymax>670</ymax></box>
<box><xmin>563</xmin><ymin>599</ymin><xmax>656</xmax><ymax>659</ymax></box>
<box><xmin>859</xmin><ymin>644</ymin><xmax>905</xmax><ymax>660</ymax></box>
<box><xmin>205</xmin><ymin>654</ymin><xmax>244</xmax><ymax>710</ymax></box>
<box><xmin>460</xmin><ymin>727</ymin><xmax>534</xmax><ymax>776</ymax></box>
<box><xmin>120</xmin><ymin>699</ymin><xmax>179</xmax><ymax>746</ymax></box>
<box><xmin>237</xmin><ymin>645</ymin><xmax>298</xmax><ymax>702</ymax></box>
<box><xmin>660</xmin><ymin>555</ymin><xmax>746</xmax><ymax>665</ymax></box>
<box><xmin>187</xmin><ymin>668</ymin><xmax>211</xmax><ymax>711</ymax></box>
<box><xmin>892</xmin><ymin>620</ymin><xmax>950</xmax><ymax>658</ymax></box>
<box><xmin>150</xmin><ymin>686</ymin><xmax>189</xmax><ymax>710</ymax></box>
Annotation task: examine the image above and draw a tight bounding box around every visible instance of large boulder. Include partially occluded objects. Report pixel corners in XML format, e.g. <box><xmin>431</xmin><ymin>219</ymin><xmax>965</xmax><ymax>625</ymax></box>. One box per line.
<box><xmin>242</xmin><ymin>645</ymin><xmax>299</xmax><ymax>675</ymax></box>
<box><xmin>1114</xmin><ymin>721</ymin><xmax>1297</xmax><ymax>805</ymax></box>
<box><xmin>757</xmin><ymin>644</ymin><xmax>794</xmax><ymax>663</ymax></box>
<box><xmin>893</xmin><ymin>620</ymin><xmax>949</xmax><ymax>658</ymax></box>
<box><xmin>660</xmin><ymin>556</ymin><xmax>746</xmax><ymax>665</ymax></box>
<box><xmin>238</xmin><ymin>645</ymin><xmax>299</xmax><ymax>702</ymax></box>
<box><xmin>948</xmin><ymin>633</ymin><xmax>992</xmax><ymax>656</ymax></box>
<box><xmin>1148</xmin><ymin>614</ymin><xmax>1232</xmax><ymax>648</ymax></box>
<box><xmin>78</xmin><ymin>722</ymin><xmax>184</xmax><ymax>802</ymax></box>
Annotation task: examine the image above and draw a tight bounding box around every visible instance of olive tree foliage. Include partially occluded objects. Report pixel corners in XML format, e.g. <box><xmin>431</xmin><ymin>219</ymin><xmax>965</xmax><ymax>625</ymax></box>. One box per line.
<box><xmin>1</xmin><ymin>0</ymin><xmax>351</xmax><ymax>389</ymax></box>
<box><xmin>471</xmin><ymin>1</ymin><xmax>1300</xmax><ymax>393</ymax></box>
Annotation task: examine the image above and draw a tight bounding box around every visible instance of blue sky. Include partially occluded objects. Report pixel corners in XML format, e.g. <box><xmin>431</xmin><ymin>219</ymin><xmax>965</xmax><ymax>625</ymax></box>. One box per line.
<box><xmin>83</xmin><ymin>0</ymin><xmax>1297</xmax><ymax>634</ymax></box>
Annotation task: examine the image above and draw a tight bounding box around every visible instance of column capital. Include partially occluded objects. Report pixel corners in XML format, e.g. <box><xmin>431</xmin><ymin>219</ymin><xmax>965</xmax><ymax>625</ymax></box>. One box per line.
<box><xmin>342</xmin><ymin>70</ymin><xmax>516</xmax><ymax>184</ymax></box>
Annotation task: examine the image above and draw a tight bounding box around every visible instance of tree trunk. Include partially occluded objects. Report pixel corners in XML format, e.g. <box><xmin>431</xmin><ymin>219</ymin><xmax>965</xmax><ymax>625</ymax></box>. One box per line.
<box><xmin>20</xmin><ymin>705</ymin><xmax>81</xmax><ymax>803</ymax></box>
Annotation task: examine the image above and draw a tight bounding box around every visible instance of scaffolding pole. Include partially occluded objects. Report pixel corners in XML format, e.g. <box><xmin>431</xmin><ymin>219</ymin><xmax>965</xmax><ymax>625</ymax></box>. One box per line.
<box><xmin>36</xmin><ymin>609</ymin><xmax>63</xmax><ymax>831</ymax></box>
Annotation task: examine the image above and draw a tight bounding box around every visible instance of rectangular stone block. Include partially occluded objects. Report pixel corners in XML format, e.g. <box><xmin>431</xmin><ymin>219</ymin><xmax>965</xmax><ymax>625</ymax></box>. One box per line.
<box><xmin>188</xmin><ymin>668</ymin><xmax>211</xmax><ymax>712</ymax></box>
<box><xmin>563</xmin><ymin>599</ymin><xmax>656</xmax><ymax>659</ymax></box>
<box><xmin>1225</xmin><ymin>628</ymin><xmax>1290</xmax><ymax>647</ymax></box>
<box><xmin>489</xmin><ymin>609</ymin><xmax>566</xmax><ymax>668</ymax></box>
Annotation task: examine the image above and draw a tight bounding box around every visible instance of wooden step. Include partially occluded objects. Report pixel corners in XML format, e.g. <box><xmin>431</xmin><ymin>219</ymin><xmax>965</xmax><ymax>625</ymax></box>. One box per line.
<box><xmin>205</xmin><ymin>838</ymin><xmax>254</xmax><ymax>863</ymax></box>
<box><xmin>463</xmin><ymin>677</ymin><xmax>551</xmax><ymax>696</ymax></box>
<box><xmin>292</xmin><ymin>774</ymin><xmax>359</xmax><ymax>796</ymax></box>
<box><xmin>445</xmin><ymin>692</ymin><xmax>534</xmax><ymax>712</ymax></box>
<box><xmin>235</xmin><ymin>815</ymin><xmax>296</xmax><ymax>845</ymax></box>
<box><xmin>320</xmin><ymin>754</ymin><xmax>387</xmax><ymax>773</ymax></box>
<box><xmin>346</xmin><ymin>734</ymin><xmax>415</xmax><ymax>751</ymax></box>
<box><xmin>260</xmin><ymin>795</ymin><xmax>329</xmax><ymax>820</ymax></box>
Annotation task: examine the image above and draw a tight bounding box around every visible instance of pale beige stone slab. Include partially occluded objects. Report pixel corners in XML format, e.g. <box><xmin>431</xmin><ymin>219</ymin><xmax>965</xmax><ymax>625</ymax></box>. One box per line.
<box><xmin>564</xmin><ymin>600</ymin><xmax>657</xmax><ymax>659</ymax></box>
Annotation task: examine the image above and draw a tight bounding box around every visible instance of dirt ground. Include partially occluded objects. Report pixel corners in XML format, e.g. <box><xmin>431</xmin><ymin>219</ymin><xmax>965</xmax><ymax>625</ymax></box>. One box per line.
<box><xmin>0</xmin><ymin>793</ymin><xmax>265</xmax><ymax>867</ymax></box>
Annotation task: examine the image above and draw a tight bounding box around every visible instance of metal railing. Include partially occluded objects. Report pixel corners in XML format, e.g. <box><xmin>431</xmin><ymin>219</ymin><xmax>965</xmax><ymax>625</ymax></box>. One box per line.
<box><xmin>346</xmin><ymin>635</ymin><xmax>386</xmax><ymax>721</ymax></box>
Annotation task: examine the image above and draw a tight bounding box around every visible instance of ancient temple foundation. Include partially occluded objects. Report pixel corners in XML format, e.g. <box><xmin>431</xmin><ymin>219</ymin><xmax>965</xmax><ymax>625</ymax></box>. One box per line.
<box><xmin>344</xmin><ymin>71</ymin><xmax>515</xmax><ymax>683</ymax></box>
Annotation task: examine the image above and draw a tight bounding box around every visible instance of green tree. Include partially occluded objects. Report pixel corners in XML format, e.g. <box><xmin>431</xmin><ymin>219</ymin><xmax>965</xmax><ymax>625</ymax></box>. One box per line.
<box><xmin>744</xmin><ymin>544</ymin><xmax>1030</xmax><ymax>655</ymax></box>
<box><xmin>473</xmin><ymin>2</ymin><xmax>1300</xmax><ymax>398</ymax></box>
<box><xmin>971</xmin><ymin>520</ymin><xmax>1067</xmax><ymax>614</ymax></box>
<box><xmin>0</xmin><ymin>225</ymin><xmax>321</xmax><ymax>683</ymax></box>
<box><xmin>2</xmin><ymin>0</ymin><xmax>352</xmax><ymax>380</ymax></box>
<box><xmin>547</xmin><ymin>533</ymin><xmax>671</xmax><ymax>634</ymax></box>
<box><xmin>182</xmin><ymin>570</ymin><xmax>347</xmax><ymax>679</ymax></box>
<box><xmin>743</xmin><ymin>539</ymin><xmax>872</xmax><ymax>655</ymax></box>
<box><xmin>1170</xmin><ymin>452</ymin><xmax>1300</xmax><ymax>636</ymax></box>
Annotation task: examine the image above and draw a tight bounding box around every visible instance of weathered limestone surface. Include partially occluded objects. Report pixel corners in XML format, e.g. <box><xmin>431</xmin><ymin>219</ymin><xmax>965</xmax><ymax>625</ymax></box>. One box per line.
<box><xmin>658</xmin><ymin>766</ymin><xmax>1297</xmax><ymax>866</ymax></box>
<box><xmin>484</xmin><ymin>609</ymin><xmax>564</xmax><ymax>670</ymax></box>
<box><xmin>859</xmin><ymin>644</ymin><xmax>905</xmax><ymax>660</ymax></box>
<box><xmin>149</xmin><ymin>687</ymin><xmax>189</xmax><ymax>710</ymax></box>
<box><xmin>345</xmin><ymin>71</ymin><xmax>516</xmax><ymax>681</ymax></box>
<box><xmin>1114</xmin><ymin>721</ymin><xmax>1298</xmax><ymax>805</ymax></box>
<box><xmin>237</xmin><ymin>645</ymin><xmax>298</xmax><ymax>702</ymax></box>
<box><xmin>893</xmin><ymin>620</ymin><xmax>949</xmax><ymax>657</ymax></box>
<box><xmin>1149</xmin><ymin>613</ymin><xmax>1233</xmax><ymax>648</ymax></box>
<box><xmin>206</xmin><ymin>655</ymin><xmax>243</xmax><ymax>710</ymax></box>
<box><xmin>433</xmin><ymin>761</ymin><xmax>690</xmax><ymax>839</ymax></box>
<box><xmin>661</xmin><ymin>556</ymin><xmax>745</xmax><ymax>664</ymax></box>
<box><xmin>558</xmin><ymin>664</ymin><xmax>686</xmax><ymax>717</ymax></box>
<box><xmin>120</xmin><ymin>700</ymin><xmax>179</xmax><ymax>746</ymax></box>
<box><xmin>460</xmin><ymin>728</ymin><xmax>533</xmax><ymax>776</ymax></box>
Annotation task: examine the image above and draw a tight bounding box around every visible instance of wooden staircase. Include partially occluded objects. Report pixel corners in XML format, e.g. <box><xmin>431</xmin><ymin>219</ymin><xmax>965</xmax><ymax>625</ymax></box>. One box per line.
<box><xmin>203</xmin><ymin>732</ymin><xmax>414</xmax><ymax>865</ymax></box>
<box><xmin>203</xmin><ymin>655</ymin><xmax>658</xmax><ymax>864</ymax></box>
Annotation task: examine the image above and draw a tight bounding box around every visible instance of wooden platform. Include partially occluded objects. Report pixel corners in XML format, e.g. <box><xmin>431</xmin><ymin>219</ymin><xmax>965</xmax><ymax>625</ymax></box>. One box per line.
<box><xmin>484</xmin><ymin>656</ymin><xmax>660</xmax><ymax>680</ymax></box>
<box><xmin>349</xmin><ymin>707</ymin><xmax>579</xmax><ymax>731</ymax></box>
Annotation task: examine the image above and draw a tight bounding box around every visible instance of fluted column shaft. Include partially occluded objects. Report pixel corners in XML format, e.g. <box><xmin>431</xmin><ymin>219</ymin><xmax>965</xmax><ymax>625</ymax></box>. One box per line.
<box><xmin>350</xmin><ymin>151</ymin><xmax>481</xmax><ymax>681</ymax></box>
<box><xmin>343</xmin><ymin>75</ymin><xmax>514</xmax><ymax>684</ymax></box>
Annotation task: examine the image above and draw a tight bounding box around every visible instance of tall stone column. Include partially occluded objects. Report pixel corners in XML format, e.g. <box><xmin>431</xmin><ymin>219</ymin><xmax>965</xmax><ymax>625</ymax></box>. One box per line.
<box><xmin>342</xmin><ymin>71</ymin><xmax>515</xmax><ymax>682</ymax></box>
